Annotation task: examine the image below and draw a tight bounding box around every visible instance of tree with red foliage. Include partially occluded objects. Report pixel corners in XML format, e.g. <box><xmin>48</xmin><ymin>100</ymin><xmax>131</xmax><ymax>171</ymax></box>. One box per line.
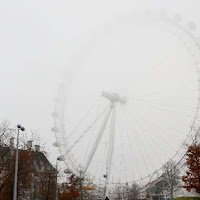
<box><xmin>182</xmin><ymin>144</ymin><xmax>200</xmax><ymax>193</ymax></box>
<box><xmin>0</xmin><ymin>150</ymin><xmax>34</xmax><ymax>200</ymax></box>
<box><xmin>59</xmin><ymin>173</ymin><xmax>80</xmax><ymax>200</ymax></box>
<box><xmin>146</xmin><ymin>192</ymin><xmax>150</xmax><ymax>199</ymax></box>
<box><xmin>0</xmin><ymin>120</ymin><xmax>57</xmax><ymax>200</ymax></box>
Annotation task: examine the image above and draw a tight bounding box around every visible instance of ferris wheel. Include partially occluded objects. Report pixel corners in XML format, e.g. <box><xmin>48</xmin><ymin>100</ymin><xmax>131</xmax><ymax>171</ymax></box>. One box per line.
<box><xmin>52</xmin><ymin>10</ymin><xmax>200</xmax><ymax>197</ymax></box>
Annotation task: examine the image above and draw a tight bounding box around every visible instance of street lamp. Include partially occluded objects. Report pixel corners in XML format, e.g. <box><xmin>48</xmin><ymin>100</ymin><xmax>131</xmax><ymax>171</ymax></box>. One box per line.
<box><xmin>13</xmin><ymin>124</ymin><xmax>25</xmax><ymax>200</ymax></box>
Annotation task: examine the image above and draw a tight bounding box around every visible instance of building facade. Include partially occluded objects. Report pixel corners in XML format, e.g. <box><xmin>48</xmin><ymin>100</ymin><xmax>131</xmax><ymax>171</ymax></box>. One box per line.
<box><xmin>0</xmin><ymin>140</ymin><xmax>56</xmax><ymax>200</ymax></box>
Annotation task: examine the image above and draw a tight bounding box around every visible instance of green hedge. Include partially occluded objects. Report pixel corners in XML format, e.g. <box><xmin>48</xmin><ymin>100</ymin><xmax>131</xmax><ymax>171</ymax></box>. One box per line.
<box><xmin>173</xmin><ymin>197</ymin><xmax>200</xmax><ymax>200</ymax></box>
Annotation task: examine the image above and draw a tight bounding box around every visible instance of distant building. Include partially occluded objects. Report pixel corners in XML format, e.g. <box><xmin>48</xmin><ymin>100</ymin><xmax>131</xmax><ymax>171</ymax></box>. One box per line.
<box><xmin>0</xmin><ymin>139</ymin><xmax>57</xmax><ymax>200</ymax></box>
<box><xmin>139</xmin><ymin>176</ymin><xmax>198</xmax><ymax>200</ymax></box>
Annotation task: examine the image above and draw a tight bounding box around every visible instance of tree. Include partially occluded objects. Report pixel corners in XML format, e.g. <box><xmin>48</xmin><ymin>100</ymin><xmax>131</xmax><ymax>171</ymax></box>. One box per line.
<box><xmin>146</xmin><ymin>178</ymin><xmax>168</xmax><ymax>200</ymax></box>
<box><xmin>34</xmin><ymin>169</ymin><xmax>56</xmax><ymax>200</ymax></box>
<box><xmin>0</xmin><ymin>120</ymin><xmax>34</xmax><ymax>199</ymax></box>
<box><xmin>182</xmin><ymin>144</ymin><xmax>200</xmax><ymax>193</ymax></box>
<box><xmin>129</xmin><ymin>182</ymin><xmax>140</xmax><ymax>200</ymax></box>
<box><xmin>146</xmin><ymin>192</ymin><xmax>150</xmax><ymax>199</ymax></box>
<box><xmin>113</xmin><ymin>184</ymin><xmax>122</xmax><ymax>200</ymax></box>
<box><xmin>0</xmin><ymin>119</ymin><xmax>56</xmax><ymax>200</ymax></box>
<box><xmin>0</xmin><ymin>120</ymin><xmax>14</xmax><ymax>146</ymax></box>
<box><xmin>0</xmin><ymin>150</ymin><xmax>34</xmax><ymax>200</ymax></box>
<box><xmin>59</xmin><ymin>173</ymin><xmax>80</xmax><ymax>200</ymax></box>
<box><xmin>163</xmin><ymin>160</ymin><xmax>180</xmax><ymax>199</ymax></box>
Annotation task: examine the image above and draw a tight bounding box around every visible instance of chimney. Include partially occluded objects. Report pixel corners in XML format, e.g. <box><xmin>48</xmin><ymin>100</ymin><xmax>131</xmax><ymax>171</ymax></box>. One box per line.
<box><xmin>35</xmin><ymin>145</ymin><xmax>40</xmax><ymax>152</ymax></box>
<box><xmin>27</xmin><ymin>140</ymin><xmax>33</xmax><ymax>151</ymax></box>
<box><xmin>10</xmin><ymin>137</ymin><xmax>15</xmax><ymax>148</ymax></box>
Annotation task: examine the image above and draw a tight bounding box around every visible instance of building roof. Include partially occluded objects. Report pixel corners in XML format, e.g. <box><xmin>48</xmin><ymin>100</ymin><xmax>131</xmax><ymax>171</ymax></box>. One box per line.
<box><xmin>0</xmin><ymin>146</ymin><xmax>55</xmax><ymax>172</ymax></box>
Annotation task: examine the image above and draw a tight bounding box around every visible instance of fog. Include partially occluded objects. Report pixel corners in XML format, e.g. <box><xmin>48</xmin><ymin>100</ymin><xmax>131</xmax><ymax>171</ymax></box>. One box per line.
<box><xmin>1</xmin><ymin>0</ymin><xmax>200</xmax><ymax>184</ymax></box>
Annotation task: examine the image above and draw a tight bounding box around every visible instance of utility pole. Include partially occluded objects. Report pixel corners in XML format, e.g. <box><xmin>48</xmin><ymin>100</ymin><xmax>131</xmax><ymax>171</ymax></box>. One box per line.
<box><xmin>13</xmin><ymin>124</ymin><xmax>25</xmax><ymax>200</ymax></box>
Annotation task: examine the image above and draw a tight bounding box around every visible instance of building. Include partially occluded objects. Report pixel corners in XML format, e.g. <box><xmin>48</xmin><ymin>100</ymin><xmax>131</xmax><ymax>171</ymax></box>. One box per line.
<box><xmin>0</xmin><ymin>139</ymin><xmax>57</xmax><ymax>200</ymax></box>
<box><xmin>139</xmin><ymin>176</ymin><xmax>198</xmax><ymax>200</ymax></box>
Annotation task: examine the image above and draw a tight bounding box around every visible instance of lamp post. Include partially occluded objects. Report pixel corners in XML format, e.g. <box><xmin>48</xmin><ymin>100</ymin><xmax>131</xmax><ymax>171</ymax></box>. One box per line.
<box><xmin>13</xmin><ymin>124</ymin><xmax>25</xmax><ymax>200</ymax></box>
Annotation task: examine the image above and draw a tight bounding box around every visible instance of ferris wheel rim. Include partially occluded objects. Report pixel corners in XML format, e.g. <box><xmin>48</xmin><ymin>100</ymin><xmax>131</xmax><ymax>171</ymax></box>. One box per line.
<box><xmin>52</xmin><ymin>10</ymin><xmax>200</xmax><ymax>186</ymax></box>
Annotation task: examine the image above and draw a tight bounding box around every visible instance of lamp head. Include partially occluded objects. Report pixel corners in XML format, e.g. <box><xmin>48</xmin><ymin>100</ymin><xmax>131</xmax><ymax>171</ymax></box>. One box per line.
<box><xmin>21</xmin><ymin>127</ymin><xmax>25</xmax><ymax>131</ymax></box>
<box><xmin>17</xmin><ymin>124</ymin><xmax>21</xmax><ymax>129</ymax></box>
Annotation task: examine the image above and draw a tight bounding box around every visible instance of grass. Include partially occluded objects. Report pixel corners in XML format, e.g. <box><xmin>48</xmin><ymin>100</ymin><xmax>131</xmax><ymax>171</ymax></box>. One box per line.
<box><xmin>173</xmin><ymin>197</ymin><xmax>200</xmax><ymax>200</ymax></box>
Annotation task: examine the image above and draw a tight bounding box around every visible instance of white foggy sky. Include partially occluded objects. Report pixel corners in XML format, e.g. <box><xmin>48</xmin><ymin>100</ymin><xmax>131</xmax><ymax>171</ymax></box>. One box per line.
<box><xmin>0</xmin><ymin>0</ymin><xmax>200</xmax><ymax>171</ymax></box>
